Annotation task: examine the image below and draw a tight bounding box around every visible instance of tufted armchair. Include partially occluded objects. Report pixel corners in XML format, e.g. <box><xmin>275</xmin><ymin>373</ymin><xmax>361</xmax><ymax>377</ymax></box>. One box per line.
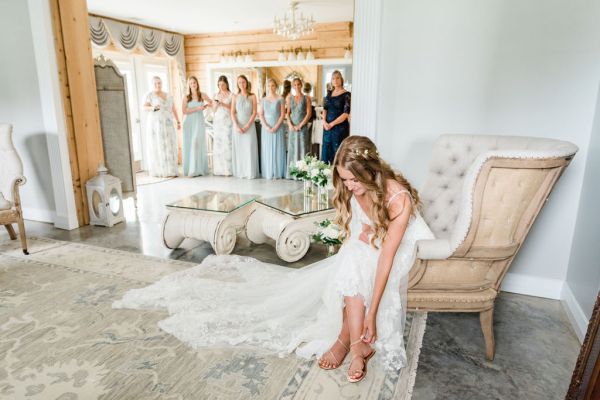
<box><xmin>0</xmin><ymin>123</ymin><xmax>28</xmax><ymax>254</ymax></box>
<box><xmin>407</xmin><ymin>134</ymin><xmax>578</xmax><ymax>360</ymax></box>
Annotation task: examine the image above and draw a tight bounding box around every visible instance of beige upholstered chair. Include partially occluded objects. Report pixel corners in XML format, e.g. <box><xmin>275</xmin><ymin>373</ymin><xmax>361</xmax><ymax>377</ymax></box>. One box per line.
<box><xmin>0</xmin><ymin>123</ymin><xmax>28</xmax><ymax>254</ymax></box>
<box><xmin>407</xmin><ymin>134</ymin><xmax>578</xmax><ymax>360</ymax></box>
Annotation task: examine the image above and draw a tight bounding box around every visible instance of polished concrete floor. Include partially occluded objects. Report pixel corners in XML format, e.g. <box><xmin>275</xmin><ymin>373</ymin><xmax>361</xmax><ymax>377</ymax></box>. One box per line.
<box><xmin>2</xmin><ymin>176</ymin><xmax>581</xmax><ymax>399</ymax></box>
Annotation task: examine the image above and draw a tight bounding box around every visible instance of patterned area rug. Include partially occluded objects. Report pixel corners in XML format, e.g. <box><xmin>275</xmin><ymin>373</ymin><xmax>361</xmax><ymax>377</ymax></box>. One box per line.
<box><xmin>0</xmin><ymin>237</ymin><xmax>427</xmax><ymax>399</ymax></box>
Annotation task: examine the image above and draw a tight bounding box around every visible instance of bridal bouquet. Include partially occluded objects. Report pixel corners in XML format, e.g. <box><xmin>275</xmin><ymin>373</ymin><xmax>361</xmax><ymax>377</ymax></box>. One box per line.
<box><xmin>313</xmin><ymin>219</ymin><xmax>344</xmax><ymax>256</ymax></box>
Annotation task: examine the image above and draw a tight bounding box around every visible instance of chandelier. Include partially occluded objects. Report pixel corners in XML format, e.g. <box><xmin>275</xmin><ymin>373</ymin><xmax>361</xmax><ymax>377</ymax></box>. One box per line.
<box><xmin>273</xmin><ymin>1</ymin><xmax>315</xmax><ymax>41</ymax></box>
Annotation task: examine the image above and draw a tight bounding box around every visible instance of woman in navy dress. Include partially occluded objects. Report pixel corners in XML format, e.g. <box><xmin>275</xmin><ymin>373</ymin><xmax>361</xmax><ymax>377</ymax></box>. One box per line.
<box><xmin>321</xmin><ymin>70</ymin><xmax>351</xmax><ymax>164</ymax></box>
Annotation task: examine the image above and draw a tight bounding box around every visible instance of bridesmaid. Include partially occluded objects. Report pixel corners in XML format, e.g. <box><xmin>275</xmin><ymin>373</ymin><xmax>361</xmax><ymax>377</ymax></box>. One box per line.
<box><xmin>143</xmin><ymin>76</ymin><xmax>180</xmax><ymax>177</ymax></box>
<box><xmin>321</xmin><ymin>70</ymin><xmax>351</xmax><ymax>164</ymax></box>
<box><xmin>258</xmin><ymin>78</ymin><xmax>286</xmax><ymax>179</ymax></box>
<box><xmin>286</xmin><ymin>77</ymin><xmax>312</xmax><ymax>179</ymax></box>
<box><xmin>182</xmin><ymin>76</ymin><xmax>211</xmax><ymax>176</ymax></box>
<box><xmin>231</xmin><ymin>75</ymin><xmax>259</xmax><ymax>179</ymax></box>
<box><xmin>212</xmin><ymin>75</ymin><xmax>234</xmax><ymax>176</ymax></box>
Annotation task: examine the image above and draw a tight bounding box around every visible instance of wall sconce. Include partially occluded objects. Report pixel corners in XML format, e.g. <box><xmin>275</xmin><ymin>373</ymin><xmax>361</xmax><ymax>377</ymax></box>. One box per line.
<box><xmin>344</xmin><ymin>45</ymin><xmax>353</xmax><ymax>59</ymax></box>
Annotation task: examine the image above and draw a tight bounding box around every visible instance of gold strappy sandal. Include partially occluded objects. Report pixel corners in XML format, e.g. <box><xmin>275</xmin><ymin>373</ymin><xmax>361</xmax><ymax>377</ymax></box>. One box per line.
<box><xmin>318</xmin><ymin>337</ymin><xmax>350</xmax><ymax>370</ymax></box>
<box><xmin>347</xmin><ymin>339</ymin><xmax>376</xmax><ymax>383</ymax></box>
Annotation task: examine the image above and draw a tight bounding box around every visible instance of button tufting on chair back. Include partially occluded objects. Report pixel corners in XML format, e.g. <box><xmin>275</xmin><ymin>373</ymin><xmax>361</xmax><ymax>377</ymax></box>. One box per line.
<box><xmin>420</xmin><ymin>134</ymin><xmax>579</xmax><ymax>249</ymax></box>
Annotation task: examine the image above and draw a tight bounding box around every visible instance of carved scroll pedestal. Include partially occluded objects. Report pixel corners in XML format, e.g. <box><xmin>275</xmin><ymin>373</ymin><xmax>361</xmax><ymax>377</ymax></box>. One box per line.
<box><xmin>246</xmin><ymin>205</ymin><xmax>335</xmax><ymax>262</ymax></box>
<box><xmin>162</xmin><ymin>204</ymin><xmax>253</xmax><ymax>255</ymax></box>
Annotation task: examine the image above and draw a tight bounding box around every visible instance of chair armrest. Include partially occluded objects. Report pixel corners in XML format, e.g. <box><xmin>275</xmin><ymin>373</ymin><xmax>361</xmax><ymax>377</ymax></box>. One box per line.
<box><xmin>11</xmin><ymin>176</ymin><xmax>26</xmax><ymax>209</ymax></box>
<box><xmin>416</xmin><ymin>238</ymin><xmax>453</xmax><ymax>260</ymax></box>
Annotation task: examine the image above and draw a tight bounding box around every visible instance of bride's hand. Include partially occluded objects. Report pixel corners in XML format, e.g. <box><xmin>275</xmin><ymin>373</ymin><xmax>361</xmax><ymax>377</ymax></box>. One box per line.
<box><xmin>362</xmin><ymin>315</ymin><xmax>377</xmax><ymax>344</ymax></box>
<box><xmin>359</xmin><ymin>224</ymin><xmax>374</xmax><ymax>244</ymax></box>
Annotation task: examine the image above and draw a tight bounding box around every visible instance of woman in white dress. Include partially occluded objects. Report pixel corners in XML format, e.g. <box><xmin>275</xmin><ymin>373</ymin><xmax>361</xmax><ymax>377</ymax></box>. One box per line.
<box><xmin>231</xmin><ymin>75</ymin><xmax>259</xmax><ymax>179</ymax></box>
<box><xmin>143</xmin><ymin>76</ymin><xmax>180</xmax><ymax>177</ymax></box>
<box><xmin>212</xmin><ymin>75</ymin><xmax>233</xmax><ymax>176</ymax></box>
<box><xmin>114</xmin><ymin>136</ymin><xmax>434</xmax><ymax>382</ymax></box>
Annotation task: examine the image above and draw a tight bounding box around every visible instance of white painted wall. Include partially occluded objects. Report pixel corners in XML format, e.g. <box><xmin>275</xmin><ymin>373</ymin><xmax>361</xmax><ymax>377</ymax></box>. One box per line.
<box><xmin>0</xmin><ymin>0</ymin><xmax>78</xmax><ymax>229</ymax></box>
<box><xmin>374</xmin><ymin>0</ymin><xmax>600</xmax><ymax>298</ymax></box>
<box><xmin>562</xmin><ymin>84</ymin><xmax>600</xmax><ymax>340</ymax></box>
<box><xmin>0</xmin><ymin>0</ymin><xmax>55</xmax><ymax>222</ymax></box>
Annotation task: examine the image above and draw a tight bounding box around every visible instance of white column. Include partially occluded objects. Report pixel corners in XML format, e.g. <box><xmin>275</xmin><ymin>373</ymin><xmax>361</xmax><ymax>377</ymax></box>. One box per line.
<box><xmin>28</xmin><ymin>0</ymin><xmax>79</xmax><ymax>229</ymax></box>
<box><xmin>351</xmin><ymin>0</ymin><xmax>384</xmax><ymax>143</ymax></box>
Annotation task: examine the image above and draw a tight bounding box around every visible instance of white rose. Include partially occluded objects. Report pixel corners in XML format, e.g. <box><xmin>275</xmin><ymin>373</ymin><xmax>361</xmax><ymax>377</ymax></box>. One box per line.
<box><xmin>324</xmin><ymin>168</ymin><xmax>332</xmax><ymax>177</ymax></box>
<box><xmin>323</xmin><ymin>226</ymin><xmax>340</xmax><ymax>239</ymax></box>
<box><xmin>310</xmin><ymin>168</ymin><xmax>320</xmax><ymax>177</ymax></box>
<box><xmin>295</xmin><ymin>160</ymin><xmax>305</xmax><ymax>169</ymax></box>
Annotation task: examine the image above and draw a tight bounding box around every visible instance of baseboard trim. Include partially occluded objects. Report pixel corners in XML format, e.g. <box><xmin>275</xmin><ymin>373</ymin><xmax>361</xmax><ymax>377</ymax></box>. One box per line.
<box><xmin>560</xmin><ymin>282</ymin><xmax>589</xmax><ymax>342</ymax></box>
<box><xmin>22</xmin><ymin>207</ymin><xmax>55</xmax><ymax>224</ymax></box>
<box><xmin>500</xmin><ymin>272</ymin><xmax>564</xmax><ymax>300</ymax></box>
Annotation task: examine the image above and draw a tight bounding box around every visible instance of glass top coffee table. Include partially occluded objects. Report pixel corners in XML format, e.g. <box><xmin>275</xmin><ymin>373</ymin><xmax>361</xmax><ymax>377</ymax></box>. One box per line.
<box><xmin>162</xmin><ymin>191</ymin><xmax>258</xmax><ymax>255</ymax></box>
<box><xmin>256</xmin><ymin>190</ymin><xmax>334</xmax><ymax>217</ymax></box>
<box><xmin>167</xmin><ymin>191</ymin><xmax>256</xmax><ymax>213</ymax></box>
<box><xmin>246</xmin><ymin>190</ymin><xmax>336</xmax><ymax>262</ymax></box>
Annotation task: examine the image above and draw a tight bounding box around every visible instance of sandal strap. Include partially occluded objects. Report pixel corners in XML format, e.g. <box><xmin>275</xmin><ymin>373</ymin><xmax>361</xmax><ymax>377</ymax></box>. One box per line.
<box><xmin>337</xmin><ymin>337</ymin><xmax>349</xmax><ymax>351</ymax></box>
<box><xmin>350</xmin><ymin>338</ymin><xmax>363</xmax><ymax>347</ymax></box>
<box><xmin>348</xmin><ymin>354</ymin><xmax>365</xmax><ymax>375</ymax></box>
<box><xmin>328</xmin><ymin>350</ymin><xmax>340</xmax><ymax>365</ymax></box>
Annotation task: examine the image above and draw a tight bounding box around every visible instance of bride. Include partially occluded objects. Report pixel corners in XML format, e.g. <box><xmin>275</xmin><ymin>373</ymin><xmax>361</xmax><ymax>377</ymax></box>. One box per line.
<box><xmin>114</xmin><ymin>136</ymin><xmax>434</xmax><ymax>383</ymax></box>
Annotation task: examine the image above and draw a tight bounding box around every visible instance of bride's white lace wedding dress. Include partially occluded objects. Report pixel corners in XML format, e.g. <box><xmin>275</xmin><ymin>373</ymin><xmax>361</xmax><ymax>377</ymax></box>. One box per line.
<box><xmin>113</xmin><ymin>192</ymin><xmax>434</xmax><ymax>371</ymax></box>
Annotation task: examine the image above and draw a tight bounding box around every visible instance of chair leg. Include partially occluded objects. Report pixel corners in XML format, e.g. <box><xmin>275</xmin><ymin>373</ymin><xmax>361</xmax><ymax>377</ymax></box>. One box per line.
<box><xmin>4</xmin><ymin>224</ymin><xmax>17</xmax><ymax>240</ymax></box>
<box><xmin>16</xmin><ymin>217</ymin><xmax>28</xmax><ymax>255</ymax></box>
<box><xmin>480</xmin><ymin>308</ymin><xmax>495</xmax><ymax>361</ymax></box>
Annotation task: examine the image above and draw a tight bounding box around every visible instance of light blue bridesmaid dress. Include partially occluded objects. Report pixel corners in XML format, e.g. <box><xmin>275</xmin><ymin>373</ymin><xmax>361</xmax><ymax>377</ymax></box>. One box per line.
<box><xmin>261</xmin><ymin>98</ymin><xmax>286</xmax><ymax>179</ymax></box>
<box><xmin>232</xmin><ymin>95</ymin><xmax>259</xmax><ymax>179</ymax></box>
<box><xmin>182</xmin><ymin>100</ymin><xmax>208</xmax><ymax>176</ymax></box>
<box><xmin>286</xmin><ymin>94</ymin><xmax>311</xmax><ymax>179</ymax></box>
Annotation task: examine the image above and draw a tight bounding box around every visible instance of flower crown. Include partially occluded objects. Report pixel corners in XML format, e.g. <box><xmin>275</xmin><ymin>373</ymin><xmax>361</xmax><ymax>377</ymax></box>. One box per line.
<box><xmin>353</xmin><ymin>148</ymin><xmax>379</xmax><ymax>159</ymax></box>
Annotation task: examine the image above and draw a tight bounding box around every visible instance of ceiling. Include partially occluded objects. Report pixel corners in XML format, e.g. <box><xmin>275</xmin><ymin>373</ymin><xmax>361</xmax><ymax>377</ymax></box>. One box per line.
<box><xmin>87</xmin><ymin>0</ymin><xmax>354</xmax><ymax>35</ymax></box>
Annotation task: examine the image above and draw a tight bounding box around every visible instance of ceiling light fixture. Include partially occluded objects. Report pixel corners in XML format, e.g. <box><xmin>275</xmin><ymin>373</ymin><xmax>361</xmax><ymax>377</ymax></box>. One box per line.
<box><xmin>273</xmin><ymin>1</ymin><xmax>315</xmax><ymax>41</ymax></box>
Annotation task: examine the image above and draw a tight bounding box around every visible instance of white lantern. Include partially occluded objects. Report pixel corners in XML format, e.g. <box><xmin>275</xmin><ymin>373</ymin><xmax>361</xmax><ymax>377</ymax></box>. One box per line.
<box><xmin>86</xmin><ymin>164</ymin><xmax>124</xmax><ymax>227</ymax></box>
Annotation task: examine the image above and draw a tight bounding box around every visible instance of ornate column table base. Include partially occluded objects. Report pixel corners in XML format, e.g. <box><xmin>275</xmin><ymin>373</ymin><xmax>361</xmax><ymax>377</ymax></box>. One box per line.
<box><xmin>162</xmin><ymin>191</ymin><xmax>257</xmax><ymax>255</ymax></box>
<box><xmin>246</xmin><ymin>190</ymin><xmax>335</xmax><ymax>262</ymax></box>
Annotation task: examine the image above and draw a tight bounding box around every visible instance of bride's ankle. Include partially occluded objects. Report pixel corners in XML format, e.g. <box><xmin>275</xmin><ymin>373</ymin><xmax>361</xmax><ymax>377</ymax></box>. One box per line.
<box><xmin>350</xmin><ymin>339</ymin><xmax>371</xmax><ymax>355</ymax></box>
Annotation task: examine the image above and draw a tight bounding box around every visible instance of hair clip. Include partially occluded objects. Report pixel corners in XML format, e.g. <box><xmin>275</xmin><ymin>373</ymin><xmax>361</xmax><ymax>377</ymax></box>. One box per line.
<box><xmin>353</xmin><ymin>148</ymin><xmax>379</xmax><ymax>158</ymax></box>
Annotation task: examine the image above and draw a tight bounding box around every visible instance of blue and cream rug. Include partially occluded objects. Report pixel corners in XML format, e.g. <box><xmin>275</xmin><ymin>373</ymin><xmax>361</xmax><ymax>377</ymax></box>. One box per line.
<box><xmin>0</xmin><ymin>237</ymin><xmax>426</xmax><ymax>399</ymax></box>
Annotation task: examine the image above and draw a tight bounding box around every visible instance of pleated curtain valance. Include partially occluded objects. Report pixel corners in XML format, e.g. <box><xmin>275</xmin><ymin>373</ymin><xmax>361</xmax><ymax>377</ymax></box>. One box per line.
<box><xmin>88</xmin><ymin>16</ymin><xmax>185</xmax><ymax>75</ymax></box>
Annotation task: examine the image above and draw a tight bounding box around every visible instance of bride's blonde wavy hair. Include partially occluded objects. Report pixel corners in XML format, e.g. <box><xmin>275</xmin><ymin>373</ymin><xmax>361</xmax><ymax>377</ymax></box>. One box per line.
<box><xmin>332</xmin><ymin>136</ymin><xmax>421</xmax><ymax>248</ymax></box>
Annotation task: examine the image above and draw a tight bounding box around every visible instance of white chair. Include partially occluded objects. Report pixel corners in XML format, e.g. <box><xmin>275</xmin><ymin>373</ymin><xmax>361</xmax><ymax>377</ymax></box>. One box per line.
<box><xmin>408</xmin><ymin>134</ymin><xmax>578</xmax><ymax>359</ymax></box>
<box><xmin>0</xmin><ymin>123</ymin><xmax>28</xmax><ymax>254</ymax></box>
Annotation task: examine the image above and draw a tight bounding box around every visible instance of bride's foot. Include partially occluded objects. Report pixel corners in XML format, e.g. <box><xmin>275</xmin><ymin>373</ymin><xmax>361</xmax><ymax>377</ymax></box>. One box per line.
<box><xmin>318</xmin><ymin>337</ymin><xmax>350</xmax><ymax>370</ymax></box>
<box><xmin>347</xmin><ymin>339</ymin><xmax>376</xmax><ymax>383</ymax></box>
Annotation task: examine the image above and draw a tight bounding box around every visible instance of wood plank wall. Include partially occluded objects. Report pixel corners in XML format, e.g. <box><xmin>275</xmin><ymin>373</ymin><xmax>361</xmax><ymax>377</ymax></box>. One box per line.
<box><xmin>184</xmin><ymin>22</ymin><xmax>353</xmax><ymax>91</ymax></box>
<box><xmin>50</xmin><ymin>0</ymin><xmax>105</xmax><ymax>226</ymax></box>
